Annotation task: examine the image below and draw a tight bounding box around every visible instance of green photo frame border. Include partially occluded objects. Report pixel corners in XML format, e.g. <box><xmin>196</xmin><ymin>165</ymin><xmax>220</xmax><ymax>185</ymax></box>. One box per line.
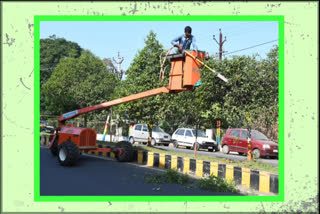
<box><xmin>34</xmin><ymin>15</ymin><xmax>284</xmax><ymax>202</ymax></box>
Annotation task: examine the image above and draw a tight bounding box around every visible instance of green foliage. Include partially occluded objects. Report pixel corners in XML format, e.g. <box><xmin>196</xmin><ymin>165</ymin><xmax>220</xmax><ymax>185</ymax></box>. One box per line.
<box><xmin>112</xmin><ymin>31</ymin><xmax>170</xmax><ymax>129</ymax></box>
<box><xmin>40</xmin><ymin>31</ymin><xmax>279</xmax><ymax>142</ymax></box>
<box><xmin>42</xmin><ymin>50</ymin><xmax>119</xmax><ymax>119</ymax></box>
<box><xmin>194</xmin><ymin>47</ymin><xmax>278</xmax><ymax>136</ymax></box>
<box><xmin>199</xmin><ymin>175</ymin><xmax>240</xmax><ymax>193</ymax></box>
<box><xmin>144</xmin><ymin>169</ymin><xmax>240</xmax><ymax>193</ymax></box>
<box><xmin>40</xmin><ymin>35</ymin><xmax>82</xmax><ymax>113</ymax></box>
<box><xmin>144</xmin><ymin>169</ymin><xmax>192</xmax><ymax>185</ymax></box>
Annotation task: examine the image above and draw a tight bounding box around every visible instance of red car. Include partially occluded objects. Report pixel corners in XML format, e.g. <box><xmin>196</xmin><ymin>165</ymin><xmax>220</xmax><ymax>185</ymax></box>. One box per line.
<box><xmin>221</xmin><ymin>128</ymin><xmax>278</xmax><ymax>159</ymax></box>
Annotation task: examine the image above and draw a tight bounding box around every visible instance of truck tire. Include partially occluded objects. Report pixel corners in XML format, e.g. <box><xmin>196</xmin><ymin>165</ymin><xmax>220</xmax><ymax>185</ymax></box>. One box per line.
<box><xmin>58</xmin><ymin>141</ymin><xmax>80</xmax><ymax>166</ymax></box>
<box><xmin>50</xmin><ymin>137</ymin><xmax>59</xmax><ymax>156</ymax></box>
<box><xmin>252</xmin><ymin>149</ymin><xmax>261</xmax><ymax>159</ymax></box>
<box><xmin>115</xmin><ymin>141</ymin><xmax>134</xmax><ymax>162</ymax></box>
<box><xmin>222</xmin><ymin>145</ymin><xmax>230</xmax><ymax>154</ymax></box>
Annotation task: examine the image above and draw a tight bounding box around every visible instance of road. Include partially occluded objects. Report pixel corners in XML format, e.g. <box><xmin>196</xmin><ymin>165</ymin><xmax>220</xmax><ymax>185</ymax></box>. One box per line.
<box><xmin>40</xmin><ymin>147</ymin><xmax>242</xmax><ymax>196</ymax></box>
<box><xmin>134</xmin><ymin>143</ymin><xmax>279</xmax><ymax>167</ymax></box>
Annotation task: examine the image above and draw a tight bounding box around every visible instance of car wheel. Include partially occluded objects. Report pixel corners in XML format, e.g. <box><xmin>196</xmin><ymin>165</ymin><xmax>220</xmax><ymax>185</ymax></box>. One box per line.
<box><xmin>222</xmin><ymin>145</ymin><xmax>230</xmax><ymax>154</ymax></box>
<box><xmin>252</xmin><ymin>149</ymin><xmax>261</xmax><ymax>159</ymax></box>
<box><xmin>208</xmin><ymin>148</ymin><xmax>214</xmax><ymax>152</ymax></box>
<box><xmin>173</xmin><ymin>141</ymin><xmax>179</xmax><ymax>148</ymax></box>
<box><xmin>151</xmin><ymin>138</ymin><xmax>156</xmax><ymax>146</ymax></box>
<box><xmin>192</xmin><ymin>143</ymin><xmax>200</xmax><ymax>151</ymax></box>
<box><xmin>58</xmin><ymin>141</ymin><xmax>80</xmax><ymax>166</ymax></box>
<box><xmin>238</xmin><ymin>152</ymin><xmax>244</xmax><ymax>155</ymax></box>
<box><xmin>129</xmin><ymin>137</ymin><xmax>135</xmax><ymax>145</ymax></box>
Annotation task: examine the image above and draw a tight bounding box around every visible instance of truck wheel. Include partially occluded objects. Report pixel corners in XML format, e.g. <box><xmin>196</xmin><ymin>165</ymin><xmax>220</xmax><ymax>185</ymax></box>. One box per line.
<box><xmin>50</xmin><ymin>137</ymin><xmax>59</xmax><ymax>156</ymax></box>
<box><xmin>58</xmin><ymin>141</ymin><xmax>80</xmax><ymax>166</ymax></box>
<box><xmin>115</xmin><ymin>141</ymin><xmax>134</xmax><ymax>162</ymax></box>
<box><xmin>252</xmin><ymin>149</ymin><xmax>261</xmax><ymax>159</ymax></box>
<box><xmin>222</xmin><ymin>145</ymin><xmax>230</xmax><ymax>154</ymax></box>
<box><xmin>129</xmin><ymin>137</ymin><xmax>135</xmax><ymax>145</ymax></box>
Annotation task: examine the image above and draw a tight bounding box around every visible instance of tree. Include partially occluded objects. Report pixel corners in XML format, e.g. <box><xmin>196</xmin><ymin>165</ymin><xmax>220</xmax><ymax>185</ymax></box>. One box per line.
<box><xmin>40</xmin><ymin>35</ymin><xmax>82</xmax><ymax>86</ymax></box>
<box><xmin>40</xmin><ymin>35</ymin><xmax>82</xmax><ymax>113</ymax></box>
<box><xmin>102</xmin><ymin>58</ymin><xmax>117</xmax><ymax>74</ymax></box>
<box><xmin>111</xmin><ymin>31</ymin><xmax>170</xmax><ymax>139</ymax></box>
<box><xmin>42</xmin><ymin>50</ymin><xmax>120</xmax><ymax>121</ymax></box>
<box><xmin>191</xmin><ymin>47</ymin><xmax>278</xmax><ymax>141</ymax></box>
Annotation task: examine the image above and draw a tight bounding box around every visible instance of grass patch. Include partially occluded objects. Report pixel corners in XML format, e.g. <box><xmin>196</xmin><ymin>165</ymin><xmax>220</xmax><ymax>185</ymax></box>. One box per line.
<box><xmin>199</xmin><ymin>175</ymin><xmax>240</xmax><ymax>193</ymax></box>
<box><xmin>134</xmin><ymin>145</ymin><xmax>278</xmax><ymax>174</ymax></box>
<box><xmin>144</xmin><ymin>169</ymin><xmax>240</xmax><ymax>193</ymax></box>
<box><xmin>144</xmin><ymin>169</ymin><xmax>192</xmax><ymax>185</ymax></box>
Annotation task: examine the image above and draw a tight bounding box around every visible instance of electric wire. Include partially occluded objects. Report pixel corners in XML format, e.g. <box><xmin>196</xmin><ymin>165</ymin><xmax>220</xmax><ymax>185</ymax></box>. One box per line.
<box><xmin>223</xmin><ymin>39</ymin><xmax>278</xmax><ymax>56</ymax></box>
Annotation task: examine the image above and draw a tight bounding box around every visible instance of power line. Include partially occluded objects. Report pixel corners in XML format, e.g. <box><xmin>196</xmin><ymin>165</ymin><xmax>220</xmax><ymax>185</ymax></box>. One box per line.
<box><xmin>226</xmin><ymin>25</ymin><xmax>262</xmax><ymax>38</ymax></box>
<box><xmin>224</xmin><ymin>39</ymin><xmax>278</xmax><ymax>56</ymax></box>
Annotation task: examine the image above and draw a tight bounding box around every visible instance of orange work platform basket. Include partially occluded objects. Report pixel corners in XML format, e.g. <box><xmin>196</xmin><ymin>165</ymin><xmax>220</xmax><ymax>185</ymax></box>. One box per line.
<box><xmin>168</xmin><ymin>50</ymin><xmax>205</xmax><ymax>91</ymax></box>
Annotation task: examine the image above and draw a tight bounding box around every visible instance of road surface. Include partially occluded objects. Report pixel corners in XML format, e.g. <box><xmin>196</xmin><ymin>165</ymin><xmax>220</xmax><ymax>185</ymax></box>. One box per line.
<box><xmin>40</xmin><ymin>147</ymin><xmax>243</xmax><ymax>196</ymax></box>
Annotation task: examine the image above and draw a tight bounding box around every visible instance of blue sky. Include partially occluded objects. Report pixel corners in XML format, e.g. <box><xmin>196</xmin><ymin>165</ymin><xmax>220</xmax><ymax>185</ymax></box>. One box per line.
<box><xmin>40</xmin><ymin>21</ymin><xmax>278</xmax><ymax>77</ymax></box>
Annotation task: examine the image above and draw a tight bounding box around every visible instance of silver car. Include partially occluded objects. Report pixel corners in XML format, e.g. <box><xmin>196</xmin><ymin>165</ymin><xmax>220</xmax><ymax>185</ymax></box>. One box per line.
<box><xmin>172</xmin><ymin>128</ymin><xmax>218</xmax><ymax>152</ymax></box>
<box><xmin>129</xmin><ymin>124</ymin><xmax>172</xmax><ymax>146</ymax></box>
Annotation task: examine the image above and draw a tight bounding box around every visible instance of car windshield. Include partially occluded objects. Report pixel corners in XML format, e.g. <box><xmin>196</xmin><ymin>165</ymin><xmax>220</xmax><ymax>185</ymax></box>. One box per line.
<box><xmin>251</xmin><ymin>130</ymin><xmax>269</xmax><ymax>141</ymax></box>
<box><xmin>152</xmin><ymin>126</ymin><xmax>165</xmax><ymax>133</ymax></box>
<box><xmin>191</xmin><ymin>130</ymin><xmax>207</xmax><ymax>137</ymax></box>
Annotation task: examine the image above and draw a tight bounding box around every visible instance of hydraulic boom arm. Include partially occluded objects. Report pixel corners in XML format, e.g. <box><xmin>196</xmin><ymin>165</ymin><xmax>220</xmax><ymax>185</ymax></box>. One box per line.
<box><xmin>57</xmin><ymin>50</ymin><xmax>227</xmax><ymax>128</ymax></box>
<box><xmin>58</xmin><ymin>86</ymin><xmax>172</xmax><ymax>128</ymax></box>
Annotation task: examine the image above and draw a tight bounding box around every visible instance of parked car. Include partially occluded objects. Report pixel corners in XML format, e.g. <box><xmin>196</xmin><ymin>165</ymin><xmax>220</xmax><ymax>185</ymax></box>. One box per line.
<box><xmin>171</xmin><ymin>128</ymin><xmax>218</xmax><ymax>152</ymax></box>
<box><xmin>40</xmin><ymin>120</ymin><xmax>55</xmax><ymax>133</ymax></box>
<box><xmin>221</xmin><ymin>128</ymin><xmax>278</xmax><ymax>159</ymax></box>
<box><xmin>40</xmin><ymin>120</ymin><xmax>47</xmax><ymax>131</ymax></box>
<box><xmin>129</xmin><ymin>124</ymin><xmax>172</xmax><ymax>146</ymax></box>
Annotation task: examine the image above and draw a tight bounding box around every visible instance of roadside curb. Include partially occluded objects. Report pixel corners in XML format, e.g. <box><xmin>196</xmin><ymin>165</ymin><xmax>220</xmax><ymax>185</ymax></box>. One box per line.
<box><xmin>40</xmin><ymin>135</ymin><xmax>278</xmax><ymax>194</ymax></box>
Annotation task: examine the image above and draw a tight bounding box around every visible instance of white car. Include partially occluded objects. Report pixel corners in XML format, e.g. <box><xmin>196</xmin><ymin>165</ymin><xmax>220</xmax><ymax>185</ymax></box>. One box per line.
<box><xmin>172</xmin><ymin>128</ymin><xmax>218</xmax><ymax>152</ymax></box>
<box><xmin>129</xmin><ymin>124</ymin><xmax>172</xmax><ymax>146</ymax></box>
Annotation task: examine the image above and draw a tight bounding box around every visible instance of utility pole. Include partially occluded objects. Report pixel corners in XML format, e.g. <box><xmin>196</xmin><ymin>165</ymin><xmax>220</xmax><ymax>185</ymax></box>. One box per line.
<box><xmin>246</xmin><ymin>112</ymin><xmax>252</xmax><ymax>161</ymax></box>
<box><xmin>112</xmin><ymin>52</ymin><xmax>124</xmax><ymax>79</ymax></box>
<box><xmin>213</xmin><ymin>29</ymin><xmax>227</xmax><ymax>60</ymax></box>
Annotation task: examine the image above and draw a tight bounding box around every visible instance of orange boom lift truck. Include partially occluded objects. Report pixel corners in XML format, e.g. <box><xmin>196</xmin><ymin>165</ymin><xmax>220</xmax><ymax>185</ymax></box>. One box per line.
<box><xmin>48</xmin><ymin>50</ymin><xmax>227</xmax><ymax>166</ymax></box>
